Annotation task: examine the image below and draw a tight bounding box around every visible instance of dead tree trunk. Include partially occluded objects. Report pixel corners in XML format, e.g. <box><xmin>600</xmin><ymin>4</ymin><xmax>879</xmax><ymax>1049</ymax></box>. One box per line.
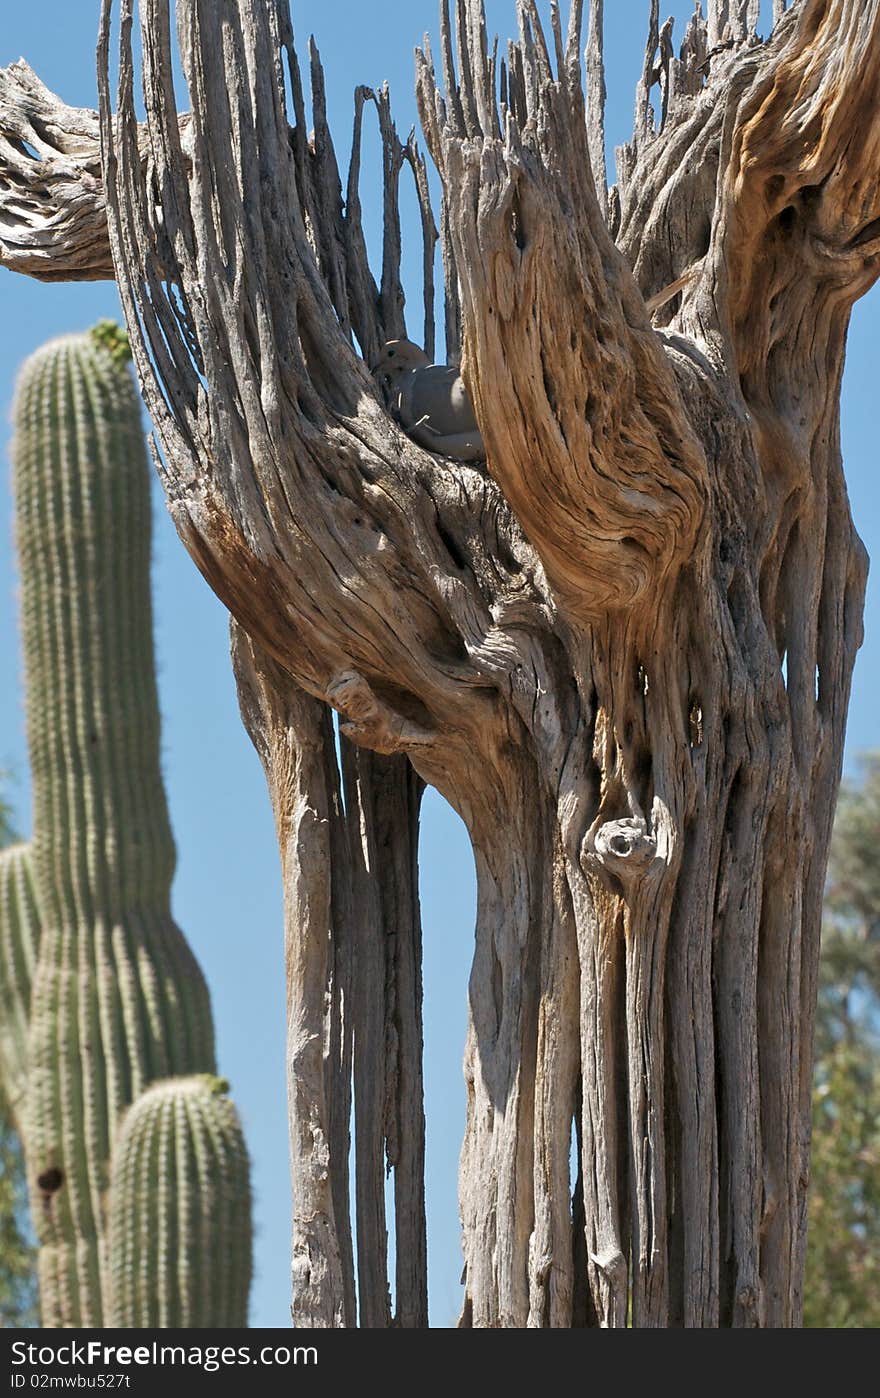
<box><xmin>2</xmin><ymin>0</ymin><xmax>878</xmax><ymax>1326</ymax></box>
<box><xmin>231</xmin><ymin>625</ymin><xmax>427</xmax><ymax>1327</ymax></box>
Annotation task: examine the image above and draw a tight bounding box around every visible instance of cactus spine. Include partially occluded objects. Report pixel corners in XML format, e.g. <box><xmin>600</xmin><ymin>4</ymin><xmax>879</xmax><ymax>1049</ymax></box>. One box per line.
<box><xmin>107</xmin><ymin>1076</ymin><xmax>251</xmax><ymax>1327</ymax></box>
<box><xmin>2</xmin><ymin>326</ymin><xmax>251</xmax><ymax>1327</ymax></box>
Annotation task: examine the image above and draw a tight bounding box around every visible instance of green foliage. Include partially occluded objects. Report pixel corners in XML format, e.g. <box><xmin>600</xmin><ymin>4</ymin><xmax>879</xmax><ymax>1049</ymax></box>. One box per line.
<box><xmin>89</xmin><ymin>318</ymin><xmax>132</xmax><ymax>366</ymax></box>
<box><xmin>805</xmin><ymin>1040</ymin><xmax>880</xmax><ymax>1327</ymax></box>
<box><xmin>804</xmin><ymin>755</ymin><xmax>880</xmax><ymax>1328</ymax></box>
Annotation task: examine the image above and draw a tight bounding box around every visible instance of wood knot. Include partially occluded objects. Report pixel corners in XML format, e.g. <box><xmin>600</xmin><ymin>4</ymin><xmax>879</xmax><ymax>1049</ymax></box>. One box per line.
<box><xmin>582</xmin><ymin>816</ymin><xmax>657</xmax><ymax>886</ymax></box>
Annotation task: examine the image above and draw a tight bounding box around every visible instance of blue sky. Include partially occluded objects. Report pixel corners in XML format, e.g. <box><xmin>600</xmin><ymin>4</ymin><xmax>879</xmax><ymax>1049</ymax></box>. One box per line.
<box><xmin>1</xmin><ymin>1</ymin><xmax>877</xmax><ymax>1328</ymax></box>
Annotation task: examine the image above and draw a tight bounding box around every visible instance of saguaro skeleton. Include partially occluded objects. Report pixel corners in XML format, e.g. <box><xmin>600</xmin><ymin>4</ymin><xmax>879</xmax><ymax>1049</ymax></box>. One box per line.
<box><xmin>1</xmin><ymin>0</ymin><xmax>878</xmax><ymax>1326</ymax></box>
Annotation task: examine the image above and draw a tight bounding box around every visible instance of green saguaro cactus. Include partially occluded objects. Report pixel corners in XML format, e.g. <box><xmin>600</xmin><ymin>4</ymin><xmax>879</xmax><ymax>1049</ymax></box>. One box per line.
<box><xmin>0</xmin><ymin>844</ymin><xmax>40</xmax><ymax>1120</ymax></box>
<box><xmin>107</xmin><ymin>1076</ymin><xmax>252</xmax><ymax>1327</ymax></box>
<box><xmin>2</xmin><ymin>325</ymin><xmax>251</xmax><ymax>1327</ymax></box>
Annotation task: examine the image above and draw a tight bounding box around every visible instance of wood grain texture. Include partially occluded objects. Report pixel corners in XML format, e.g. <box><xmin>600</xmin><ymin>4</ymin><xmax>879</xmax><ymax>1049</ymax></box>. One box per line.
<box><xmin>2</xmin><ymin>0</ymin><xmax>876</xmax><ymax>1327</ymax></box>
<box><xmin>232</xmin><ymin>626</ymin><xmax>427</xmax><ymax>1327</ymax></box>
<box><xmin>0</xmin><ymin>62</ymin><xmax>120</xmax><ymax>281</ymax></box>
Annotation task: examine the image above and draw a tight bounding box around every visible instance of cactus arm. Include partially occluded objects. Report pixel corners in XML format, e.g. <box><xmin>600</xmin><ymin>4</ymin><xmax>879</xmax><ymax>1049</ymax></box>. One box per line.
<box><xmin>106</xmin><ymin>1076</ymin><xmax>251</xmax><ymax>1328</ymax></box>
<box><xmin>0</xmin><ymin>843</ymin><xmax>41</xmax><ymax>1121</ymax></box>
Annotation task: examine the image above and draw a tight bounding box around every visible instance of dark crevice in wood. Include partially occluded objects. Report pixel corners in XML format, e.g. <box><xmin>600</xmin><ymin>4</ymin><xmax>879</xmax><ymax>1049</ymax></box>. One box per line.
<box><xmin>570</xmin><ymin>1093</ymin><xmax>593</xmax><ymax>1326</ymax></box>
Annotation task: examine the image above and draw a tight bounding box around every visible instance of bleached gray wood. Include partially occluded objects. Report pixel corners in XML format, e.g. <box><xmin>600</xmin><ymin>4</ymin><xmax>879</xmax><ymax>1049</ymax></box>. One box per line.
<box><xmin>357</xmin><ymin>751</ymin><xmax>429</xmax><ymax>1329</ymax></box>
<box><xmin>0</xmin><ymin>61</ymin><xmax>116</xmax><ymax>280</ymax></box>
<box><xmin>233</xmin><ymin>629</ymin><xmax>428</xmax><ymax>1329</ymax></box>
<box><xmin>585</xmin><ymin>1</ymin><xmax>607</xmax><ymax>210</ymax></box>
<box><xmin>2</xmin><ymin>0</ymin><xmax>879</xmax><ymax>1329</ymax></box>
<box><xmin>232</xmin><ymin>627</ymin><xmax>353</xmax><ymax>1328</ymax></box>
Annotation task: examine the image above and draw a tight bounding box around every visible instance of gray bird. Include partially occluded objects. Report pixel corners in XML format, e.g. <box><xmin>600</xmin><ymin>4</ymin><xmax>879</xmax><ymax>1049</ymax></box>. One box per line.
<box><xmin>371</xmin><ymin>339</ymin><xmax>485</xmax><ymax>462</ymax></box>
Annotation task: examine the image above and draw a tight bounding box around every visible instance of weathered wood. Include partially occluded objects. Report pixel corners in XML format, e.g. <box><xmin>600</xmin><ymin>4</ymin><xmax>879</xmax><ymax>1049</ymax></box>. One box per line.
<box><xmin>368</xmin><ymin>755</ymin><xmax>428</xmax><ymax>1329</ymax></box>
<box><xmin>2</xmin><ymin>0</ymin><xmax>877</xmax><ymax>1329</ymax></box>
<box><xmin>232</xmin><ymin>626</ymin><xmax>354</xmax><ymax>1328</ymax></box>
<box><xmin>232</xmin><ymin>635</ymin><xmax>428</xmax><ymax>1330</ymax></box>
<box><xmin>341</xmin><ymin>743</ymin><xmax>393</xmax><ymax>1328</ymax></box>
<box><xmin>0</xmin><ymin>62</ymin><xmax>116</xmax><ymax>280</ymax></box>
<box><xmin>418</xmin><ymin>7</ymin><xmax>708</xmax><ymax>621</ymax></box>
<box><xmin>585</xmin><ymin>1</ymin><xmax>607</xmax><ymax>213</ymax></box>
